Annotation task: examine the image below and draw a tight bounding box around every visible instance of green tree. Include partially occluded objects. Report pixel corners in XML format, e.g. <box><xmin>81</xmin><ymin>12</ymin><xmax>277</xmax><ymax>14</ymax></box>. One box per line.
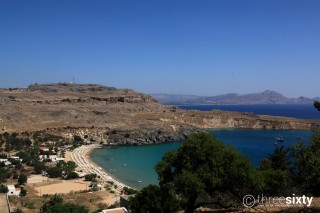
<box><xmin>34</xmin><ymin>161</ymin><xmax>47</xmax><ymax>174</ymax></box>
<box><xmin>66</xmin><ymin>172</ymin><xmax>79</xmax><ymax>180</ymax></box>
<box><xmin>20</xmin><ymin>187</ymin><xmax>27</xmax><ymax>196</ymax></box>
<box><xmin>282</xmin><ymin>104</ymin><xmax>320</xmax><ymax>195</ymax></box>
<box><xmin>258</xmin><ymin>147</ymin><xmax>291</xmax><ymax>196</ymax></box>
<box><xmin>18</xmin><ymin>174</ymin><xmax>28</xmax><ymax>185</ymax></box>
<box><xmin>129</xmin><ymin>185</ymin><xmax>180</xmax><ymax>213</ymax></box>
<box><xmin>46</xmin><ymin>167</ymin><xmax>62</xmax><ymax>178</ymax></box>
<box><xmin>289</xmin><ymin>130</ymin><xmax>320</xmax><ymax>195</ymax></box>
<box><xmin>65</xmin><ymin>161</ymin><xmax>77</xmax><ymax>173</ymax></box>
<box><xmin>267</xmin><ymin>146</ymin><xmax>289</xmax><ymax>171</ymax></box>
<box><xmin>155</xmin><ymin>133</ymin><xmax>259</xmax><ymax>213</ymax></box>
<box><xmin>122</xmin><ymin>186</ymin><xmax>139</xmax><ymax>195</ymax></box>
<box><xmin>57</xmin><ymin>161</ymin><xmax>77</xmax><ymax>175</ymax></box>
<box><xmin>41</xmin><ymin>194</ymin><xmax>88</xmax><ymax>213</ymax></box>
<box><xmin>84</xmin><ymin>173</ymin><xmax>97</xmax><ymax>181</ymax></box>
<box><xmin>314</xmin><ymin>101</ymin><xmax>320</xmax><ymax>111</ymax></box>
<box><xmin>259</xmin><ymin>169</ymin><xmax>289</xmax><ymax>196</ymax></box>
<box><xmin>73</xmin><ymin>135</ymin><xmax>83</xmax><ymax>144</ymax></box>
<box><xmin>0</xmin><ymin>184</ymin><xmax>8</xmax><ymax>193</ymax></box>
<box><xmin>0</xmin><ymin>168</ymin><xmax>10</xmax><ymax>183</ymax></box>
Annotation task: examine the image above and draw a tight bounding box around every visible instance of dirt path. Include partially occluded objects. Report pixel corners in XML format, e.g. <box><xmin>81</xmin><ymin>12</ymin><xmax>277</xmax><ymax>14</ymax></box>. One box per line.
<box><xmin>0</xmin><ymin>194</ymin><xmax>9</xmax><ymax>213</ymax></box>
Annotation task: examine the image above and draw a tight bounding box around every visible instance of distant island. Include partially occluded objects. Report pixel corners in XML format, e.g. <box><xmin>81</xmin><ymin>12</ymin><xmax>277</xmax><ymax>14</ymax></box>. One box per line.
<box><xmin>151</xmin><ymin>90</ymin><xmax>320</xmax><ymax>105</ymax></box>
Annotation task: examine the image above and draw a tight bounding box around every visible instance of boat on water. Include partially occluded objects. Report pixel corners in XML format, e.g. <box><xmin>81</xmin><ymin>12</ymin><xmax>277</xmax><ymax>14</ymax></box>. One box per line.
<box><xmin>137</xmin><ymin>180</ymin><xmax>142</xmax><ymax>183</ymax></box>
<box><xmin>276</xmin><ymin>137</ymin><xmax>285</xmax><ymax>142</ymax></box>
<box><xmin>276</xmin><ymin>134</ymin><xmax>285</xmax><ymax>142</ymax></box>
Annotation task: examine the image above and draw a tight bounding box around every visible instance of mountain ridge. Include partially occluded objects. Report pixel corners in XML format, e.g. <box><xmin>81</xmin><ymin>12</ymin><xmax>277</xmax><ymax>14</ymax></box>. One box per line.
<box><xmin>151</xmin><ymin>90</ymin><xmax>319</xmax><ymax>105</ymax></box>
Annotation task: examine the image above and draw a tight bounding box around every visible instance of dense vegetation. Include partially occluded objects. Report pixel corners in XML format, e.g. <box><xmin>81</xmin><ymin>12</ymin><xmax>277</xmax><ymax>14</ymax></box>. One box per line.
<box><xmin>130</xmin><ymin>116</ymin><xmax>320</xmax><ymax>212</ymax></box>
<box><xmin>0</xmin><ymin>131</ymin><xmax>91</xmax><ymax>212</ymax></box>
<box><xmin>0</xmin><ymin>131</ymin><xmax>83</xmax><ymax>199</ymax></box>
<box><xmin>40</xmin><ymin>194</ymin><xmax>88</xmax><ymax>213</ymax></box>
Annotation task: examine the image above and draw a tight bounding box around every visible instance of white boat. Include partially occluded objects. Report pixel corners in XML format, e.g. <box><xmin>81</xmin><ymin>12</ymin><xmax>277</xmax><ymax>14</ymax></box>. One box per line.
<box><xmin>276</xmin><ymin>134</ymin><xmax>285</xmax><ymax>142</ymax></box>
<box><xmin>276</xmin><ymin>137</ymin><xmax>285</xmax><ymax>142</ymax></box>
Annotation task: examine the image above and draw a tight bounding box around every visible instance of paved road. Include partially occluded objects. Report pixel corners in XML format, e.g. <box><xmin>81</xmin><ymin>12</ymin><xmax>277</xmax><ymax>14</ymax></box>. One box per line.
<box><xmin>0</xmin><ymin>194</ymin><xmax>10</xmax><ymax>213</ymax></box>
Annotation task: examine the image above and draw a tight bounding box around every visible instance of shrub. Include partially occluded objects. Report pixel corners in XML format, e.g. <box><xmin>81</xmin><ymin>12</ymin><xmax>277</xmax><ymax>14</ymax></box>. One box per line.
<box><xmin>0</xmin><ymin>184</ymin><xmax>8</xmax><ymax>193</ymax></box>
<box><xmin>67</xmin><ymin>172</ymin><xmax>79</xmax><ymax>180</ymax></box>
<box><xmin>84</xmin><ymin>173</ymin><xmax>97</xmax><ymax>181</ymax></box>
<box><xmin>122</xmin><ymin>187</ymin><xmax>138</xmax><ymax>195</ymax></box>
<box><xmin>18</xmin><ymin>174</ymin><xmax>28</xmax><ymax>185</ymax></box>
<box><xmin>20</xmin><ymin>187</ymin><xmax>27</xmax><ymax>196</ymax></box>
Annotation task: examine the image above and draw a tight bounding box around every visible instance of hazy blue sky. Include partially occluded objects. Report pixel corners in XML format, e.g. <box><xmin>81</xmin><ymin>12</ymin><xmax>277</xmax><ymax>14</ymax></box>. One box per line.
<box><xmin>0</xmin><ymin>0</ymin><xmax>319</xmax><ymax>97</ymax></box>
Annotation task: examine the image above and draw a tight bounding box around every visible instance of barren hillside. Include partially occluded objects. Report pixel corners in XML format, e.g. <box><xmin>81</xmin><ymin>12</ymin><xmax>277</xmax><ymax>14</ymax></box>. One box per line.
<box><xmin>0</xmin><ymin>83</ymin><xmax>316</xmax><ymax>145</ymax></box>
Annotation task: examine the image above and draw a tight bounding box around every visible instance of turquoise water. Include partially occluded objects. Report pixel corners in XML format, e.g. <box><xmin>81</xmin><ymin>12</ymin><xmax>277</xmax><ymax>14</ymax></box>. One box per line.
<box><xmin>90</xmin><ymin>141</ymin><xmax>180</xmax><ymax>189</ymax></box>
<box><xmin>90</xmin><ymin>129</ymin><xmax>311</xmax><ymax>189</ymax></box>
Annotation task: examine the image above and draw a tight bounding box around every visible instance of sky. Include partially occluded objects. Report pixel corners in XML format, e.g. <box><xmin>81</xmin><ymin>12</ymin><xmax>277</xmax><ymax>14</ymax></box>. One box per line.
<box><xmin>0</xmin><ymin>0</ymin><xmax>319</xmax><ymax>98</ymax></box>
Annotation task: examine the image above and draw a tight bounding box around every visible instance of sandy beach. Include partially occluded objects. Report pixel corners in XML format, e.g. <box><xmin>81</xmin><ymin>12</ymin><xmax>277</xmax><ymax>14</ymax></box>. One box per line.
<box><xmin>69</xmin><ymin>144</ymin><xmax>132</xmax><ymax>192</ymax></box>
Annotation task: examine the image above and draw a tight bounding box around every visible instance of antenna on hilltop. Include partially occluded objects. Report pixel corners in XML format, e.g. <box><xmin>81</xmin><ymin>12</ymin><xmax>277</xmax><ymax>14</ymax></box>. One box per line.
<box><xmin>72</xmin><ymin>77</ymin><xmax>75</xmax><ymax>84</ymax></box>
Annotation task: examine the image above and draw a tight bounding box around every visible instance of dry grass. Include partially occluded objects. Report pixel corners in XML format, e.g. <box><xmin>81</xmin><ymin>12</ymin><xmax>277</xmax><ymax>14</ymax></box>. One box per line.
<box><xmin>9</xmin><ymin>185</ymin><xmax>117</xmax><ymax>213</ymax></box>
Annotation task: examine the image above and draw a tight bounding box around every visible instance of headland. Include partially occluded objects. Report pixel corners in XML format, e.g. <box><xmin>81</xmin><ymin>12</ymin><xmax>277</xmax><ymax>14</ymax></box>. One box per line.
<box><xmin>0</xmin><ymin>83</ymin><xmax>316</xmax><ymax>147</ymax></box>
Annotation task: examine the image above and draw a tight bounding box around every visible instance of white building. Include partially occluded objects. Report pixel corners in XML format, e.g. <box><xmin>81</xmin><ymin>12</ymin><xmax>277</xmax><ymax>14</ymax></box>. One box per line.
<box><xmin>49</xmin><ymin>155</ymin><xmax>64</xmax><ymax>162</ymax></box>
<box><xmin>7</xmin><ymin>185</ymin><xmax>21</xmax><ymax>196</ymax></box>
<box><xmin>101</xmin><ymin>207</ymin><xmax>128</xmax><ymax>213</ymax></box>
<box><xmin>75</xmin><ymin>171</ymin><xmax>87</xmax><ymax>178</ymax></box>
<box><xmin>0</xmin><ymin>159</ymin><xmax>11</xmax><ymax>166</ymax></box>
<box><xmin>8</xmin><ymin>156</ymin><xmax>22</xmax><ymax>162</ymax></box>
<box><xmin>56</xmin><ymin>157</ymin><xmax>65</xmax><ymax>162</ymax></box>
<box><xmin>49</xmin><ymin>155</ymin><xmax>58</xmax><ymax>162</ymax></box>
<box><xmin>39</xmin><ymin>155</ymin><xmax>64</xmax><ymax>162</ymax></box>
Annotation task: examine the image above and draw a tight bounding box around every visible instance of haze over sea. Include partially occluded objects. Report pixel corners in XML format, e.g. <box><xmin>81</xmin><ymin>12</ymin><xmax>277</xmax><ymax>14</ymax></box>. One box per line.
<box><xmin>90</xmin><ymin>104</ymin><xmax>317</xmax><ymax>189</ymax></box>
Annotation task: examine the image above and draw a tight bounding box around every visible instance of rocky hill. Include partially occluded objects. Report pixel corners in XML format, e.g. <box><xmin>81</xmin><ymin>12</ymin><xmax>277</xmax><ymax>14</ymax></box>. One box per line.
<box><xmin>0</xmin><ymin>84</ymin><xmax>316</xmax><ymax>145</ymax></box>
<box><xmin>152</xmin><ymin>90</ymin><xmax>319</xmax><ymax>105</ymax></box>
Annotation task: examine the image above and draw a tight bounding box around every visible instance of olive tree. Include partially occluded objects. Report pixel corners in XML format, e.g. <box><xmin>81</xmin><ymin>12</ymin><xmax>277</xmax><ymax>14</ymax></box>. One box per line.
<box><xmin>155</xmin><ymin>133</ymin><xmax>260</xmax><ymax>213</ymax></box>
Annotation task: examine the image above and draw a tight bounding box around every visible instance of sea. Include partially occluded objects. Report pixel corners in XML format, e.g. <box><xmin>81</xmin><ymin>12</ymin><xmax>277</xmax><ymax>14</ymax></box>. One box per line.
<box><xmin>178</xmin><ymin>104</ymin><xmax>320</xmax><ymax>119</ymax></box>
<box><xmin>90</xmin><ymin>104</ymin><xmax>319</xmax><ymax>189</ymax></box>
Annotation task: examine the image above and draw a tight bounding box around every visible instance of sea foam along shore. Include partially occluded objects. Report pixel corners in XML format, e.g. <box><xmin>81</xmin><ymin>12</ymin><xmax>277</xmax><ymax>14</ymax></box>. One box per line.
<box><xmin>71</xmin><ymin>144</ymin><xmax>132</xmax><ymax>191</ymax></box>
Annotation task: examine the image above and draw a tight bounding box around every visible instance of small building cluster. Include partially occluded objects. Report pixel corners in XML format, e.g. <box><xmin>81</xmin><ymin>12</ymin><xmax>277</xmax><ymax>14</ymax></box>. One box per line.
<box><xmin>39</xmin><ymin>154</ymin><xmax>64</xmax><ymax>163</ymax></box>
<box><xmin>0</xmin><ymin>155</ymin><xmax>22</xmax><ymax>166</ymax></box>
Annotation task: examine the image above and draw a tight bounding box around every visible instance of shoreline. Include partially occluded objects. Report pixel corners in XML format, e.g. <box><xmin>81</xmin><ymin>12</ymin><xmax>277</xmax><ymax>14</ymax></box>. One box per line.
<box><xmin>70</xmin><ymin>144</ymin><xmax>134</xmax><ymax>192</ymax></box>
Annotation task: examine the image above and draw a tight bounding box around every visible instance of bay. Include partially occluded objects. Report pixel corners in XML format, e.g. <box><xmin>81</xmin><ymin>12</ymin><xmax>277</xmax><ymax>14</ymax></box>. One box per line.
<box><xmin>90</xmin><ymin>129</ymin><xmax>311</xmax><ymax>189</ymax></box>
